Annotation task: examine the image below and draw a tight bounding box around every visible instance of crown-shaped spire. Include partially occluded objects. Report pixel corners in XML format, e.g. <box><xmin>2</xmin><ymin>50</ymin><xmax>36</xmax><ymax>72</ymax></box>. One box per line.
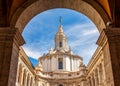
<box><xmin>54</xmin><ymin>17</ymin><xmax>67</xmax><ymax>51</ymax></box>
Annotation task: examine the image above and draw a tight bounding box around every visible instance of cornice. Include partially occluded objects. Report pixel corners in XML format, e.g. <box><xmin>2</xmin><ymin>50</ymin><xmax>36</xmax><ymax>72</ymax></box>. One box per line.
<box><xmin>96</xmin><ymin>29</ymin><xmax>107</xmax><ymax>47</ymax></box>
<box><xmin>14</xmin><ymin>27</ymin><xmax>25</xmax><ymax>47</ymax></box>
<box><xmin>0</xmin><ymin>27</ymin><xmax>25</xmax><ymax>47</ymax></box>
<box><xmin>86</xmin><ymin>47</ymin><xmax>103</xmax><ymax>76</ymax></box>
<box><xmin>19</xmin><ymin>47</ymin><xmax>35</xmax><ymax>75</ymax></box>
<box><xmin>103</xmin><ymin>28</ymin><xmax>120</xmax><ymax>43</ymax></box>
<box><xmin>38</xmin><ymin>75</ymin><xmax>84</xmax><ymax>81</ymax></box>
<box><xmin>97</xmin><ymin>28</ymin><xmax>120</xmax><ymax>47</ymax></box>
<box><xmin>39</xmin><ymin>51</ymin><xmax>83</xmax><ymax>60</ymax></box>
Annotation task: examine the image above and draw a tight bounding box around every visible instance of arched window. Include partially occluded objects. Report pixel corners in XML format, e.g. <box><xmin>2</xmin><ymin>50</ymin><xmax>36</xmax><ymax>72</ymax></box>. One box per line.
<box><xmin>59</xmin><ymin>84</ymin><xmax>63</xmax><ymax>86</ymax></box>
<box><xmin>59</xmin><ymin>41</ymin><xmax>62</xmax><ymax>47</ymax></box>
<box><xmin>58</xmin><ymin>58</ymin><xmax>63</xmax><ymax>69</ymax></box>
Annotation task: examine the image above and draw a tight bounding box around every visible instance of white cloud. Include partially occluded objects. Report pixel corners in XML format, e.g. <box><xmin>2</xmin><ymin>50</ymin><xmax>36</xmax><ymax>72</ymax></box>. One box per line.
<box><xmin>82</xmin><ymin>29</ymin><xmax>98</xmax><ymax>36</ymax></box>
<box><xmin>63</xmin><ymin>23</ymin><xmax>99</xmax><ymax>65</ymax></box>
<box><xmin>22</xmin><ymin>46</ymin><xmax>48</xmax><ymax>59</ymax></box>
<box><xmin>22</xmin><ymin>39</ymin><xmax>51</xmax><ymax>59</ymax></box>
<box><xmin>22</xmin><ymin>47</ymin><xmax>41</xmax><ymax>59</ymax></box>
<box><xmin>65</xmin><ymin>23</ymin><xmax>99</xmax><ymax>38</ymax></box>
<box><xmin>64</xmin><ymin>23</ymin><xmax>99</xmax><ymax>48</ymax></box>
<box><xmin>77</xmin><ymin>44</ymin><xmax>98</xmax><ymax>65</ymax></box>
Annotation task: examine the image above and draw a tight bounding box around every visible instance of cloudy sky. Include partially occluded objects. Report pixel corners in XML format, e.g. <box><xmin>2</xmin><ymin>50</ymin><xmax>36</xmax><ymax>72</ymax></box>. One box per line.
<box><xmin>22</xmin><ymin>8</ymin><xmax>99</xmax><ymax>66</ymax></box>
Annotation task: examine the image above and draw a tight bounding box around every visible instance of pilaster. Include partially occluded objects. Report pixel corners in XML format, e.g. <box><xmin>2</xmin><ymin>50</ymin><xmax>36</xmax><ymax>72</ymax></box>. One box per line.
<box><xmin>97</xmin><ymin>28</ymin><xmax>120</xmax><ymax>86</ymax></box>
<box><xmin>97</xmin><ymin>67</ymin><xmax>101</xmax><ymax>86</ymax></box>
<box><xmin>0</xmin><ymin>27</ymin><xmax>25</xmax><ymax>86</ymax></box>
<box><xmin>94</xmin><ymin>70</ymin><xmax>98</xmax><ymax>86</ymax></box>
<box><xmin>21</xmin><ymin>68</ymin><xmax>24</xmax><ymax>85</ymax></box>
<box><xmin>25</xmin><ymin>72</ymin><xmax>28</xmax><ymax>86</ymax></box>
<box><xmin>16</xmin><ymin>63</ymin><xmax>20</xmax><ymax>85</ymax></box>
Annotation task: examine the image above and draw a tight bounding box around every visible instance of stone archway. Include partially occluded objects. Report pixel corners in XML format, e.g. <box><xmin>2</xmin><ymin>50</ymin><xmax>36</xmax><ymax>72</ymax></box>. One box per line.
<box><xmin>11</xmin><ymin>0</ymin><xmax>110</xmax><ymax>33</ymax></box>
<box><xmin>10</xmin><ymin>0</ymin><xmax>110</xmax><ymax>86</ymax></box>
<box><xmin>1</xmin><ymin>0</ymin><xmax>120</xmax><ymax>86</ymax></box>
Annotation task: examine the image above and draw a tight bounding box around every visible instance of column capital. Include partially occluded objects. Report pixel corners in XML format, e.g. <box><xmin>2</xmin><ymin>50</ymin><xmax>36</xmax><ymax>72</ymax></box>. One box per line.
<box><xmin>97</xmin><ymin>28</ymin><xmax>120</xmax><ymax>47</ymax></box>
<box><xmin>0</xmin><ymin>27</ymin><xmax>25</xmax><ymax>47</ymax></box>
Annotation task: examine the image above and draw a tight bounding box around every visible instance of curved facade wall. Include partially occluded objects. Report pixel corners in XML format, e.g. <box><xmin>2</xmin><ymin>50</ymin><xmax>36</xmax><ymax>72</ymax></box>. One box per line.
<box><xmin>40</xmin><ymin>53</ymin><xmax>82</xmax><ymax>72</ymax></box>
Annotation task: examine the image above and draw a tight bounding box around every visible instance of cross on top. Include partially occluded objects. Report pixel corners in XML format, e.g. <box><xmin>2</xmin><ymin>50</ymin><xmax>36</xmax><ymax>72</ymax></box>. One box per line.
<box><xmin>59</xmin><ymin>16</ymin><xmax>62</xmax><ymax>25</ymax></box>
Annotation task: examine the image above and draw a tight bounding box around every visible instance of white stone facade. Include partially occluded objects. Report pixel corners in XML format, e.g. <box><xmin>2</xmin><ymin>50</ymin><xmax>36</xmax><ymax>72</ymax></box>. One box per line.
<box><xmin>16</xmin><ymin>47</ymin><xmax>36</xmax><ymax>86</ymax></box>
<box><xmin>16</xmin><ymin>24</ymin><xmax>108</xmax><ymax>86</ymax></box>
<box><xmin>40</xmin><ymin>54</ymin><xmax>82</xmax><ymax>72</ymax></box>
<box><xmin>35</xmin><ymin>24</ymin><xmax>86</xmax><ymax>86</ymax></box>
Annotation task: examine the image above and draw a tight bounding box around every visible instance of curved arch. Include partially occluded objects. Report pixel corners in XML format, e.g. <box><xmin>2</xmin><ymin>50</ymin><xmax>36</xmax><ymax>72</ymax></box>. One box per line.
<box><xmin>59</xmin><ymin>84</ymin><xmax>63</xmax><ymax>86</ymax></box>
<box><xmin>10</xmin><ymin>0</ymin><xmax>110</xmax><ymax>33</ymax></box>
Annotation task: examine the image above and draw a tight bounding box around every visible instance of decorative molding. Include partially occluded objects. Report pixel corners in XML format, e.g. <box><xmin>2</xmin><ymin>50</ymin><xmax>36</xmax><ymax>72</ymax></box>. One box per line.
<box><xmin>96</xmin><ymin>29</ymin><xmax>107</xmax><ymax>47</ymax></box>
<box><xmin>0</xmin><ymin>27</ymin><xmax>25</xmax><ymax>47</ymax></box>
<box><xmin>97</xmin><ymin>28</ymin><xmax>120</xmax><ymax>47</ymax></box>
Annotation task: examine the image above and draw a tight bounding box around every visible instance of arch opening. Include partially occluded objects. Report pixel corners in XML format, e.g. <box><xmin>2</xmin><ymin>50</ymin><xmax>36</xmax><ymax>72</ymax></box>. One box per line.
<box><xmin>11</xmin><ymin>0</ymin><xmax>110</xmax><ymax>33</ymax></box>
<box><xmin>59</xmin><ymin>84</ymin><xmax>63</xmax><ymax>86</ymax></box>
<box><xmin>10</xmin><ymin>1</ymin><xmax>114</xmax><ymax>85</ymax></box>
<box><xmin>22</xmin><ymin>8</ymin><xmax>99</xmax><ymax>66</ymax></box>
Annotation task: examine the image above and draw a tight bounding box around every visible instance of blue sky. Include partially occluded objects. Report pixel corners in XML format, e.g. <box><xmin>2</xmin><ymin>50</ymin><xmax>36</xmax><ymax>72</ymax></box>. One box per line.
<box><xmin>22</xmin><ymin>8</ymin><xmax>99</xmax><ymax>66</ymax></box>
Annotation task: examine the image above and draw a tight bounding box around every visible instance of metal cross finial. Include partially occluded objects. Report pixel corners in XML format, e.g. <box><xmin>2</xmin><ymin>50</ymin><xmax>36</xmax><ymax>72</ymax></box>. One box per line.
<box><xmin>59</xmin><ymin>16</ymin><xmax>62</xmax><ymax>25</ymax></box>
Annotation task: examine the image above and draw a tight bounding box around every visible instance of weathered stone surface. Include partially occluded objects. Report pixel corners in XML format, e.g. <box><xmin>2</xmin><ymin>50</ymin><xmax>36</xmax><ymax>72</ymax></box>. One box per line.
<box><xmin>0</xmin><ymin>27</ymin><xmax>25</xmax><ymax>86</ymax></box>
<box><xmin>97</xmin><ymin>28</ymin><xmax>120</xmax><ymax>86</ymax></box>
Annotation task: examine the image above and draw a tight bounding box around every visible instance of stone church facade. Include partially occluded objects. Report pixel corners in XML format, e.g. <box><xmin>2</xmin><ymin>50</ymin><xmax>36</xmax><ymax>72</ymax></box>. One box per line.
<box><xmin>16</xmin><ymin>24</ymin><xmax>108</xmax><ymax>86</ymax></box>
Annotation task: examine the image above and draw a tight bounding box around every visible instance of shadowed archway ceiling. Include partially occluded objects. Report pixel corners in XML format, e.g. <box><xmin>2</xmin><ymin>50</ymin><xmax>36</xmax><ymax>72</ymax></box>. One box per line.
<box><xmin>0</xmin><ymin>0</ymin><xmax>119</xmax><ymax>27</ymax></box>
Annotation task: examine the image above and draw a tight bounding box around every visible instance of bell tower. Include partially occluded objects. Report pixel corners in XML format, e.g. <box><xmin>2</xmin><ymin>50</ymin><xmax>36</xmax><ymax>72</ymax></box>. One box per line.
<box><xmin>54</xmin><ymin>17</ymin><xmax>67</xmax><ymax>51</ymax></box>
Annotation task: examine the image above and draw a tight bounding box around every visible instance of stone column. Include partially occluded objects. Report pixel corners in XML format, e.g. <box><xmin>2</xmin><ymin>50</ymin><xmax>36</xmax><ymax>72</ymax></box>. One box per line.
<box><xmin>88</xmin><ymin>78</ymin><xmax>91</xmax><ymax>86</ymax></box>
<box><xmin>101</xmin><ymin>61</ymin><xmax>106</xmax><ymax>85</ymax></box>
<box><xmin>97</xmin><ymin>67</ymin><xmax>101</xmax><ymax>86</ymax></box>
<box><xmin>0</xmin><ymin>27</ymin><xmax>25</xmax><ymax>86</ymax></box>
<box><xmin>28</xmin><ymin>76</ymin><xmax>31</xmax><ymax>86</ymax></box>
<box><xmin>73</xmin><ymin>82</ymin><xmax>76</xmax><ymax>86</ymax></box>
<box><xmin>25</xmin><ymin>72</ymin><xmax>28</xmax><ymax>86</ymax></box>
<box><xmin>97</xmin><ymin>28</ymin><xmax>120</xmax><ymax>86</ymax></box>
<box><xmin>27</xmin><ymin>74</ymin><xmax>30</xmax><ymax>86</ymax></box>
<box><xmin>86</xmin><ymin>79</ymin><xmax>89</xmax><ymax>86</ymax></box>
<box><xmin>64</xmin><ymin>83</ymin><xmax>66</xmax><ymax>86</ymax></box>
<box><xmin>93</xmin><ymin>75</ymin><xmax>95</xmax><ymax>86</ymax></box>
<box><xmin>32</xmin><ymin>78</ymin><xmax>34</xmax><ymax>86</ymax></box>
<box><xmin>16</xmin><ymin>63</ymin><xmax>20</xmax><ymax>85</ymax></box>
<box><xmin>94</xmin><ymin>70</ymin><xmax>99</xmax><ymax>86</ymax></box>
<box><xmin>21</xmin><ymin>68</ymin><xmax>25</xmax><ymax>85</ymax></box>
<box><xmin>90</xmin><ymin>76</ymin><xmax>94</xmax><ymax>86</ymax></box>
<box><xmin>30</xmin><ymin>77</ymin><xmax>32</xmax><ymax>86</ymax></box>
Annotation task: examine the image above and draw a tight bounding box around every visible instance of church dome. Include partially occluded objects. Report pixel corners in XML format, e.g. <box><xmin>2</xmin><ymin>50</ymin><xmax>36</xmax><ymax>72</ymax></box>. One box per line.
<box><xmin>37</xmin><ymin>18</ymin><xmax>84</xmax><ymax>73</ymax></box>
